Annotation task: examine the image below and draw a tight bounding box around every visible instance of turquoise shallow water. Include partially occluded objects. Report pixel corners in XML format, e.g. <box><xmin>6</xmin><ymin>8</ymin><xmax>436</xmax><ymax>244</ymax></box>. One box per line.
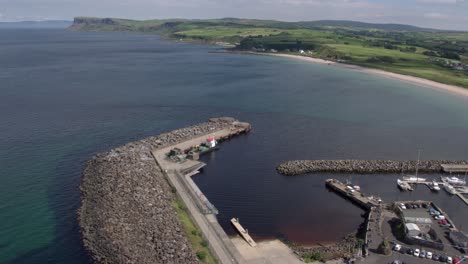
<box><xmin>1</xmin><ymin>29</ymin><xmax>467</xmax><ymax>263</ymax></box>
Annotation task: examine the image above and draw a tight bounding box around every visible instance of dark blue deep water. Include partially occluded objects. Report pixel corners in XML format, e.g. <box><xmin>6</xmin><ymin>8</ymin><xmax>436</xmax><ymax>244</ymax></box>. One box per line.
<box><xmin>1</xmin><ymin>29</ymin><xmax>467</xmax><ymax>264</ymax></box>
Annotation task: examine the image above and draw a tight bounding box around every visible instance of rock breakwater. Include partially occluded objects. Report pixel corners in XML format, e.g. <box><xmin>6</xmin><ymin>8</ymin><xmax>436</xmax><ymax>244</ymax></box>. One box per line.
<box><xmin>79</xmin><ymin>117</ymin><xmax>248</xmax><ymax>264</ymax></box>
<box><xmin>277</xmin><ymin>160</ymin><xmax>468</xmax><ymax>176</ymax></box>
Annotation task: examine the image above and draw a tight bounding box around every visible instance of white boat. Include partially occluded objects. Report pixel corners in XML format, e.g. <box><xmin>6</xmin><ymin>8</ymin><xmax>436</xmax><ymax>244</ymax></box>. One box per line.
<box><xmin>441</xmin><ymin>176</ymin><xmax>466</xmax><ymax>186</ymax></box>
<box><xmin>403</xmin><ymin>150</ymin><xmax>425</xmax><ymax>183</ymax></box>
<box><xmin>444</xmin><ymin>184</ymin><xmax>457</xmax><ymax>195</ymax></box>
<box><xmin>397</xmin><ymin>179</ymin><xmax>413</xmax><ymax>191</ymax></box>
<box><xmin>402</xmin><ymin>176</ymin><xmax>426</xmax><ymax>183</ymax></box>
<box><xmin>430</xmin><ymin>181</ymin><xmax>440</xmax><ymax>191</ymax></box>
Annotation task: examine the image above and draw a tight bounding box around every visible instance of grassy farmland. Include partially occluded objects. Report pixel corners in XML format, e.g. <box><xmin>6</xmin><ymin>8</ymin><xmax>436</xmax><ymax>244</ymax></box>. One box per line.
<box><xmin>69</xmin><ymin>17</ymin><xmax>468</xmax><ymax>88</ymax></box>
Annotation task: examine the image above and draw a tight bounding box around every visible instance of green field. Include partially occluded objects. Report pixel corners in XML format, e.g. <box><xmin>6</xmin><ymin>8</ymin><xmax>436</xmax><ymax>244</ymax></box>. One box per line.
<box><xmin>70</xmin><ymin>17</ymin><xmax>468</xmax><ymax>88</ymax></box>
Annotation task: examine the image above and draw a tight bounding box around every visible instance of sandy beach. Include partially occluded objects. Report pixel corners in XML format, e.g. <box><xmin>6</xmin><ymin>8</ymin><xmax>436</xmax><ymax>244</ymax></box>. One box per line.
<box><xmin>264</xmin><ymin>53</ymin><xmax>468</xmax><ymax>98</ymax></box>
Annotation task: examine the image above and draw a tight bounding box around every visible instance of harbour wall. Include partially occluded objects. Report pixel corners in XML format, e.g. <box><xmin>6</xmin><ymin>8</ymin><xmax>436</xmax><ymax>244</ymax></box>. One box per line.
<box><xmin>277</xmin><ymin>160</ymin><xmax>468</xmax><ymax>176</ymax></box>
<box><xmin>79</xmin><ymin>117</ymin><xmax>248</xmax><ymax>264</ymax></box>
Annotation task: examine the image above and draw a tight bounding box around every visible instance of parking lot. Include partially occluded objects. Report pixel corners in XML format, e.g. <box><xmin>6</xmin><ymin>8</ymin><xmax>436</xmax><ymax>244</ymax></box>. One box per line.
<box><xmin>377</xmin><ymin>202</ymin><xmax>466</xmax><ymax>263</ymax></box>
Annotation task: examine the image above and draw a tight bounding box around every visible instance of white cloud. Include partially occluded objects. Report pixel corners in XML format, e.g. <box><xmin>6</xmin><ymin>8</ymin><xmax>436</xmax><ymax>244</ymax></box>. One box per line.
<box><xmin>416</xmin><ymin>0</ymin><xmax>463</xmax><ymax>3</ymax></box>
<box><xmin>423</xmin><ymin>12</ymin><xmax>447</xmax><ymax>18</ymax></box>
<box><xmin>265</xmin><ymin>0</ymin><xmax>373</xmax><ymax>7</ymax></box>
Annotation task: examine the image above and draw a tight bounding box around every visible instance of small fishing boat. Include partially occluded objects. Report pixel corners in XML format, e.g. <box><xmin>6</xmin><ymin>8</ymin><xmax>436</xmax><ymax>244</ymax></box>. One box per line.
<box><xmin>444</xmin><ymin>184</ymin><xmax>457</xmax><ymax>195</ymax></box>
<box><xmin>430</xmin><ymin>181</ymin><xmax>440</xmax><ymax>192</ymax></box>
<box><xmin>402</xmin><ymin>176</ymin><xmax>426</xmax><ymax>183</ymax></box>
<box><xmin>397</xmin><ymin>179</ymin><xmax>413</xmax><ymax>191</ymax></box>
<box><xmin>441</xmin><ymin>176</ymin><xmax>466</xmax><ymax>186</ymax></box>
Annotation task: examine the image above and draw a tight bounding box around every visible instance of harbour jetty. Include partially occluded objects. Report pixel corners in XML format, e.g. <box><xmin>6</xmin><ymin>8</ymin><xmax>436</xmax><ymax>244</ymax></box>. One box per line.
<box><xmin>230</xmin><ymin>218</ymin><xmax>257</xmax><ymax>247</ymax></box>
<box><xmin>277</xmin><ymin>160</ymin><xmax>468</xmax><ymax>176</ymax></box>
<box><xmin>325</xmin><ymin>179</ymin><xmax>382</xmax><ymax>210</ymax></box>
<box><xmin>79</xmin><ymin>117</ymin><xmax>250</xmax><ymax>264</ymax></box>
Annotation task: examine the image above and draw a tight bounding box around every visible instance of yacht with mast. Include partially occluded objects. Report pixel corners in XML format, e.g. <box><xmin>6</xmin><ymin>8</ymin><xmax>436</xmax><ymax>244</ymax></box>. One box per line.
<box><xmin>401</xmin><ymin>150</ymin><xmax>426</xmax><ymax>184</ymax></box>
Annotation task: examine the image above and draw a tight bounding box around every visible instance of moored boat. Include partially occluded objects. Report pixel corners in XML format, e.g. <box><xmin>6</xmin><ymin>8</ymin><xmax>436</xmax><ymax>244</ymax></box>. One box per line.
<box><xmin>441</xmin><ymin>176</ymin><xmax>466</xmax><ymax>186</ymax></box>
<box><xmin>402</xmin><ymin>176</ymin><xmax>426</xmax><ymax>183</ymax></box>
<box><xmin>430</xmin><ymin>181</ymin><xmax>440</xmax><ymax>191</ymax></box>
<box><xmin>444</xmin><ymin>184</ymin><xmax>457</xmax><ymax>195</ymax></box>
<box><xmin>397</xmin><ymin>179</ymin><xmax>413</xmax><ymax>191</ymax></box>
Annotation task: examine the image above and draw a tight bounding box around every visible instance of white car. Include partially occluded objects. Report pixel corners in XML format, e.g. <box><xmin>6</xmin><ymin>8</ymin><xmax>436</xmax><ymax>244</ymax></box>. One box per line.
<box><xmin>420</xmin><ymin>249</ymin><xmax>426</xmax><ymax>258</ymax></box>
<box><xmin>393</xmin><ymin>244</ymin><xmax>402</xmax><ymax>251</ymax></box>
<box><xmin>447</xmin><ymin>256</ymin><xmax>453</xmax><ymax>263</ymax></box>
<box><xmin>426</xmin><ymin>251</ymin><xmax>432</xmax><ymax>259</ymax></box>
<box><xmin>414</xmin><ymin>248</ymin><xmax>420</xmax><ymax>257</ymax></box>
<box><xmin>435</xmin><ymin>215</ymin><xmax>445</xmax><ymax>220</ymax></box>
<box><xmin>400</xmin><ymin>203</ymin><xmax>406</xmax><ymax>210</ymax></box>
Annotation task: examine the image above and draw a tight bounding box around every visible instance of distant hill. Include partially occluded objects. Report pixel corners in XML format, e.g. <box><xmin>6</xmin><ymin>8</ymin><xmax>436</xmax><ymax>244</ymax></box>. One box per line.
<box><xmin>298</xmin><ymin>20</ymin><xmax>436</xmax><ymax>32</ymax></box>
<box><xmin>0</xmin><ymin>20</ymin><xmax>72</xmax><ymax>29</ymax></box>
<box><xmin>68</xmin><ymin>16</ymin><xmax>468</xmax><ymax>89</ymax></box>
<box><xmin>69</xmin><ymin>17</ymin><xmax>447</xmax><ymax>33</ymax></box>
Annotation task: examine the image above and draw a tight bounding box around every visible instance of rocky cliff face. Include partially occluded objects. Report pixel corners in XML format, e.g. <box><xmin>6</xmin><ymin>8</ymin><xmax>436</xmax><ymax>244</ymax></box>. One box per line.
<box><xmin>79</xmin><ymin>117</ymin><xmax>239</xmax><ymax>263</ymax></box>
<box><xmin>68</xmin><ymin>17</ymin><xmax>129</xmax><ymax>31</ymax></box>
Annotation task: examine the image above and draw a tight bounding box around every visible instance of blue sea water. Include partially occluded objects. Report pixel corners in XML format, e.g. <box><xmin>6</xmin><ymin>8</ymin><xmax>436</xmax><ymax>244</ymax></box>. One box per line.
<box><xmin>1</xmin><ymin>29</ymin><xmax>467</xmax><ymax>263</ymax></box>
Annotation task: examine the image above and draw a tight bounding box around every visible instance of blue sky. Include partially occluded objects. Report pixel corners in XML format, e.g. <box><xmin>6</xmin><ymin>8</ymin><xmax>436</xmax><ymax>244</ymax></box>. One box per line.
<box><xmin>0</xmin><ymin>0</ymin><xmax>467</xmax><ymax>30</ymax></box>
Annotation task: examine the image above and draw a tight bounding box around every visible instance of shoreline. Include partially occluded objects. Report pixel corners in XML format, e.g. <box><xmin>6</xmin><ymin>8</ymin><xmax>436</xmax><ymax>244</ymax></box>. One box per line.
<box><xmin>257</xmin><ymin>52</ymin><xmax>468</xmax><ymax>99</ymax></box>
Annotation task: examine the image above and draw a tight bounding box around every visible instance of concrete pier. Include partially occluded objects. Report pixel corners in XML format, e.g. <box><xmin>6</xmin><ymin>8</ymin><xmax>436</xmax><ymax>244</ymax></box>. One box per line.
<box><xmin>152</xmin><ymin>123</ymin><xmax>250</xmax><ymax>264</ymax></box>
<box><xmin>79</xmin><ymin>117</ymin><xmax>250</xmax><ymax>264</ymax></box>
<box><xmin>231</xmin><ymin>218</ymin><xmax>257</xmax><ymax>247</ymax></box>
<box><xmin>441</xmin><ymin>164</ymin><xmax>468</xmax><ymax>173</ymax></box>
<box><xmin>325</xmin><ymin>179</ymin><xmax>382</xmax><ymax>210</ymax></box>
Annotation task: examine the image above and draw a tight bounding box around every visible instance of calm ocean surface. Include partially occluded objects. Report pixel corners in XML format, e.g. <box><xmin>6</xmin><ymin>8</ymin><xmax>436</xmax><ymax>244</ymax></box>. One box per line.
<box><xmin>1</xmin><ymin>29</ymin><xmax>467</xmax><ymax>264</ymax></box>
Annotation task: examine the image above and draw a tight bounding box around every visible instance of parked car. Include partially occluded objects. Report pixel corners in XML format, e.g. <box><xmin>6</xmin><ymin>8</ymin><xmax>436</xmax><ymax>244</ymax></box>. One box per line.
<box><xmin>439</xmin><ymin>219</ymin><xmax>448</xmax><ymax>225</ymax></box>
<box><xmin>414</xmin><ymin>248</ymin><xmax>420</xmax><ymax>257</ymax></box>
<box><xmin>427</xmin><ymin>251</ymin><xmax>433</xmax><ymax>259</ymax></box>
<box><xmin>447</xmin><ymin>256</ymin><xmax>453</xmax><ymax>263</ymax></box>
<box><xmin>393</xmin><ymin>244</ymin><xmax>402</xmax><ymax>251</ymax></box>
<box><xmin>435</xmin><ymin>215</ymin><xmax>446</xmax><ymax>220</ymax></box>
<box><xmin>400</xmin><ymin>203</ymin><xmax>406</xmax><ymax>210</ymax></box>
<box><xmin>420</xmin><ymin>249</ymin><xmax>426</xmax><ymax>258</ymax></box>
<box><xmin>453</xmin><ymin>257</ymin><xmax>461</xmax><ymax>264</ymax></box>
<box><xmin>432</xmin><ymin>253</ymin><xmax>440</xmax><ymax>261</ymax></box>
<box><xmin>439</xmin><ymin>256</ymin><xmax>448</xmax><ymax>262</ymax></box>
<box><xmin>422</xmin><ymin>203</ymin><xmax>428</xmax><ymax>208</ymax></box>
<box><xmin>407</xmin><ymin>248</ymin><xmax>414</xmax><ymax>255</ymax></box>
<box><xmin>430</xmin><ymin>210</ymin><xmax>441</xmax><ymax>215</ymax></box>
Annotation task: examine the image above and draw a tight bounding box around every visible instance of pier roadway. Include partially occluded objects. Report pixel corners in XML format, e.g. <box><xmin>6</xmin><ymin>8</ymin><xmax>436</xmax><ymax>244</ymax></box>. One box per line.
<box><xmin>152</xmin><ymin>129</ymin><xmax>246</xmax><ymax>264</ymax></box>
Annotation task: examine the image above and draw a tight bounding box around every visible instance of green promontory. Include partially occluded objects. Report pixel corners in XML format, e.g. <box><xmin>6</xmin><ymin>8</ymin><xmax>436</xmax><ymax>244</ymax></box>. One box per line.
<box><xmin>69</xmin><ymin>17</ymin><xmax>468</xmax><ymax>88</ymax></box>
